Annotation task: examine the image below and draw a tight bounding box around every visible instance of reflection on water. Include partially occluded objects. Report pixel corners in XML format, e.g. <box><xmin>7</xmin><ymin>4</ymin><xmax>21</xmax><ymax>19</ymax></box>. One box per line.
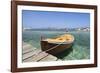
<box><xmin>22</xmin><ymin>31</ymin><xmax>90</xmax><ymax>60</ymax></box>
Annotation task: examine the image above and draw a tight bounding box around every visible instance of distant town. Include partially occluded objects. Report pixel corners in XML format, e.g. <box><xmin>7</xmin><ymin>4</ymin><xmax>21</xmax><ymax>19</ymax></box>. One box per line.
<box><xmin>23</xmin><ymin>27</ymin><xmax>90</xmax><ymax>32</ymax></box>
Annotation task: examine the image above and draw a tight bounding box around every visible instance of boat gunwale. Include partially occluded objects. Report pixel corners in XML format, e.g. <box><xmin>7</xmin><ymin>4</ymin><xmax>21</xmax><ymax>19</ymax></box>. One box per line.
<box><xmin>42</xmin><ymin>38</ymin><xmax>74</xmax><ymax>45</ymax></box>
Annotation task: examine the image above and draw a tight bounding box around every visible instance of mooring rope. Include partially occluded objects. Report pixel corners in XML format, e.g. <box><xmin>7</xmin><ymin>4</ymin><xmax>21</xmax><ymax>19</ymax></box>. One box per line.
<box><xmin>44</xmin><ymin>42</ymin><xmax>66</xmax><ymax>52</ymax></box>
<box><xmin>35</xmin><ymin>41</ymin><xmax>66</xmax><ymax>56</ymax></box>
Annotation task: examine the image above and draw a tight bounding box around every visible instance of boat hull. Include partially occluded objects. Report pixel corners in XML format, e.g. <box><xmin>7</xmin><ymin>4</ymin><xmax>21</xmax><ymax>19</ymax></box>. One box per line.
<box><xmin>41</xmin><ymin>41</ymin><xmax>73</xmax><ymax>55</ymax></box>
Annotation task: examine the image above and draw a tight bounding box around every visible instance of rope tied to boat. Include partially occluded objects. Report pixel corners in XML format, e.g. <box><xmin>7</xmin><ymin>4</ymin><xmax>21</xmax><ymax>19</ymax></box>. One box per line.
<box><xmin>44</xmin><ymin>41</ymin><xmax>66</xmax><ymax>52</ymax></box>
<box><xmin>35</xmin><ymin>41</ymin><xmax>66</xmax><ymax>56</ymax></box>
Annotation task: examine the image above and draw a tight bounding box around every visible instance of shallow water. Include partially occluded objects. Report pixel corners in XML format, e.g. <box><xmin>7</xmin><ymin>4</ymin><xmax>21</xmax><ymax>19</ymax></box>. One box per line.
<box><xmin>23</xmin><ymin>30</ymin><xmax>90</xmax><ymax>60</ymax></box>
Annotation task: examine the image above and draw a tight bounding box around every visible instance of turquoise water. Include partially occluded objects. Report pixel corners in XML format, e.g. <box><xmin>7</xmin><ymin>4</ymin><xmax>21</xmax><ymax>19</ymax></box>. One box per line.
<box><xmin>23</xmin><ymin>30</ymin><xmax>90</xmax><ymax>60</ymax></box>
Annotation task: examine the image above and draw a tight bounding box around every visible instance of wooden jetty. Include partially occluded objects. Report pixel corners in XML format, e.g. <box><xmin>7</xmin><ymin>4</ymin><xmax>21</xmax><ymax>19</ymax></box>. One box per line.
<box><xmin>22</xmin><ymin>42</ymin><xmax>61</xmax><ymax>62</ymax></box>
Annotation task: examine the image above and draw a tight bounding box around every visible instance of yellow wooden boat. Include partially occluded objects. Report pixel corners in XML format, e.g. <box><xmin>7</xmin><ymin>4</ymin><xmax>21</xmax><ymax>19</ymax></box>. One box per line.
<box><xmin>41</xmin><ymin>34</ymin><xmax>74</xmax><ymax>55</ymax></box>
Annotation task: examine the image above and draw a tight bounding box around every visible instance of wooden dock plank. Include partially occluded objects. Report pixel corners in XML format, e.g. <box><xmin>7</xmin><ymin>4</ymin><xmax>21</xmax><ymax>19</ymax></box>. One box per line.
<box><xmin>22</xmin><ymin>47</ymin><xmax>37</xmax><ymax>54</ymax></box>
<box><xmin>23</xmin><ymin>49</ymin><xmax>41</xmax><ymax>60</ymax></box>
<box><xmin>23</xmin><ymin>55</ymin><xmax>35</xmax><ymax>62</ymax></box>
<box><xmin>32</xmin><ymin>52</ymin><xmax>49</xmax><ymax>62</ymax></box>
<box><xmin>39</xmin><ymin>54</ymin><xmax>57</xmax><ymax>61</ymax></box>
<box><xmin>23</xmin><ymin>44</ymin><xmax>32</xmax><ymax>50</ymax></box>
<box><xmin>22</xmin><ymin>42</ymin><xmax>37</xmax><ymax>54</ymax></box>
<box><xmin>22</xmin><ymin>42</ymin><xmax>60</xmax><ymax>62</ymax></box>
<box><xmin>23</xmin><ymin>48</ymin><xmax>33</xmax><ymax>54</ymax></box>
<box><xmin>23</xmin><ymin>52</ymin><xmax>48</xmax><ymax>62</ymax></box>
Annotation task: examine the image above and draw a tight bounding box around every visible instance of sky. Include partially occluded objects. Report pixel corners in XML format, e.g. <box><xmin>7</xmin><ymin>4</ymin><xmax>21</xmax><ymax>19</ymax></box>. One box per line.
<box><xmin>22</xmin><ymin>10</ymin><xmax>90</xmax><ymax>29</ymax></box>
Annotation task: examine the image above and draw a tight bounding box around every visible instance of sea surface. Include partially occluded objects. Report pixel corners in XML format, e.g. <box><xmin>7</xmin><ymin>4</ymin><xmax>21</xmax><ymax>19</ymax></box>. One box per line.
<box><xmin>23</xmin><ymin>30</ymin><xmax>90</xmax><ymax>60</ymax></box>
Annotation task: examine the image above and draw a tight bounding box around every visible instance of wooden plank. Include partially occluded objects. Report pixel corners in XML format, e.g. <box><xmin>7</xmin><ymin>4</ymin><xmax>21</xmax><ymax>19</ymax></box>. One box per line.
<box><xmin>32</xmin><ymin>52</ymin><xmax>49</xmax><ymax>62</ymax></box>
<box><xmin>23</xmin><ymin>50</ymin><xmax>33</xmax><ymax>55</ymax></box>
<box><xmin>22</xmin><ymin>42</ymin><xmax>59</xmax><ymax>62</ymax></box>
<box><xmin>39</xmin><ymin>54</ymin><xmax>57</xmax><ymax>62</ymax></box>
<box><xmin>23</xmin><ymin>49</ymin><xmax>41</xmax><ymax>60</ymax></box>
<box><xmin>22</xmin><ymin>43</ymin><xmax>37</xmax><ymax>54</ymax></box>
<box><xmin>23</xmin><ymin>56</ymin><xmax>35</xmax><ymax>62</ymax></box>
<box><xmin>23</xmin><ymin>52</ymin><xmax>49</xmax><ymax>62</ymax></box>
<box><xmin>22</xmin><ymin>47</ymin><xmax>36</xmax><ymax>54</ymax></box>
<box><xmin>23</xmin><ymin>44</ymin><xmax>32</xmax><ymax>50</ymax></box>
